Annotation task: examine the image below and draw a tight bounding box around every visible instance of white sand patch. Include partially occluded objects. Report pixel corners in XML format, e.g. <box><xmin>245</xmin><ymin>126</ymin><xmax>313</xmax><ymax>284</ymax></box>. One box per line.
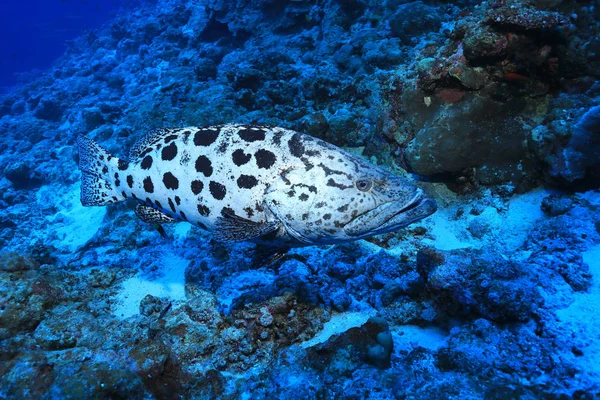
<box><xmin>39</xmin><ymin>183</ymin><xmax>106</xmax><ymax>252</ymax></box>
<box><xmin>301</xmin><ymin>310</ymin><xmax>376</xmax><ymax>348</ymax></box>
<box><xmin>424</xmin><ymin>205</ymin><xmax>472</xmax><ymax>251</ymax></box>
<box><xmin>112</xmin><ymin>252</ymin><xmax>189</xmax><ymax>319</ymax></box>
<box><xmin>555</xmin><ymin>244</ymin><xmax>600</xmax><ymax>379</ymax></box>
<box><xmin>423</xmin><ymin>188</ymin><xmax>548</xmax><ymax>252</ymax></box>
<box><xmin>392</xmin><ymin>325</ymin><xmax>448</xmax><ymax>354</ymax></box>
<box><xmin>172</xmin><ymin>223</ymin><xmax>192</xmax><ymax>242</ymax></box>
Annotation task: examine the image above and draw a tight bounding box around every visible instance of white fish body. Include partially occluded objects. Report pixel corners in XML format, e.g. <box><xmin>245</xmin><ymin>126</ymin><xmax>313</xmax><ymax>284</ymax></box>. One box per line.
<box><xmin>77</xmin><ymin>124</ymin><xmax>436</xmax><ymax>246</ymax></box>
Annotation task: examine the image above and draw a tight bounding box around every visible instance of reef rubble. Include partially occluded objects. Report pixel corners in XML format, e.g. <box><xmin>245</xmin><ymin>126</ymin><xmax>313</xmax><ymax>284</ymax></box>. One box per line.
<box><xmin>0</xmin><ymin>0</ymin><xmax>599</xmax><ymax>398</ymax></box>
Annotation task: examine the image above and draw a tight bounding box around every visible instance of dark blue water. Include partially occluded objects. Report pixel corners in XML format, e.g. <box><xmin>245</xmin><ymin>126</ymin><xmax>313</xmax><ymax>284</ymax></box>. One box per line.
<box><xmin>0</xmin><ymin>0</ymin><xmax>123</xmax><ymax>90</ymax></box>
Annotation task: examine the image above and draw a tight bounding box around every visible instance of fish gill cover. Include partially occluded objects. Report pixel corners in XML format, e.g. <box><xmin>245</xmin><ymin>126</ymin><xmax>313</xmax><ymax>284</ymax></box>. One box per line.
<box><xmin>0</xmin><ymin>0</ymin><xmax>599</xmax><ymax>398</ymax></box>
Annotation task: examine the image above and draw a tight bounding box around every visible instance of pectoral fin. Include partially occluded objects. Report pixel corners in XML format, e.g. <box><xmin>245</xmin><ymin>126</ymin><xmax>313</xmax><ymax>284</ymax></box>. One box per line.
<box><xmin>213</xmin><ymin>211</ymin><xmax>281</xmax><ymax>243</ymax></box>
<box><xmin>135</xmin><ymin>204</ymin><xmax>177</xmax><ymax>224</ymax></box>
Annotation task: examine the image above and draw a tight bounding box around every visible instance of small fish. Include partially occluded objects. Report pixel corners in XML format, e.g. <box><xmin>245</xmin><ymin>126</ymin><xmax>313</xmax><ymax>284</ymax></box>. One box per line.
<box><xmin>502</xmin><ymin>72</ymin><xmax>529</xmax><ymax>82</ymax></box>
<box><xmin>77</xmin><ymin>124</ymin><xmax>436</xmax><ymax>247</ymax></box>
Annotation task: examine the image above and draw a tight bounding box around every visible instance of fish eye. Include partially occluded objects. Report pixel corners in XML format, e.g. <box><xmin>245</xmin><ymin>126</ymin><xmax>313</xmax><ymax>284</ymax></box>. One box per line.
<box><xmin>355</xmin><ymin>179</ymin><xmax>372</xmax><ymax>192</ymax></box>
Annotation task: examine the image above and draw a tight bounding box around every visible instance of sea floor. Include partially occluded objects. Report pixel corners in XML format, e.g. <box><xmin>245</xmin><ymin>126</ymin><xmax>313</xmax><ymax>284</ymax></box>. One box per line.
<box><xmin>1</xmin><ymin>180</ymin><xmax>599</xmax><ymax>398</ymax></box>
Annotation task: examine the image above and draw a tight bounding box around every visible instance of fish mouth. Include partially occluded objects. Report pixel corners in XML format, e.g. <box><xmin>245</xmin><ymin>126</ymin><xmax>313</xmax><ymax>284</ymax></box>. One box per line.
<box><xmin>343</xmin><ymin>192</ymin><xmax>437</xmax><ymax>238</ymax></box>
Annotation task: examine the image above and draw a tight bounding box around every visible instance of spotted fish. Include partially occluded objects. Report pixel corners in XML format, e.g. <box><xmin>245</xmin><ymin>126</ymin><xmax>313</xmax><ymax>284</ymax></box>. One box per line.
<box><xmin>77</xmin><ymin>124</ymin><xmax>437</xmax><ymax>246</ymax></box>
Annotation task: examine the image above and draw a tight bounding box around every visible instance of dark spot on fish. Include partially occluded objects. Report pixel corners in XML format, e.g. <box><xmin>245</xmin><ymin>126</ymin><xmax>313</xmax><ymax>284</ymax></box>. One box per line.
<box><xmin>308</xmin><ymin>185</ymin><xmax>317</xmax><ymax>193</ymax></box>
<box><xmin>139</xmin><ymin>148</ymin><xmax>153</xmax><ymax>158</ymax></box>
<box><xmin>182</xmin><ymin>130</ymin><xmax>191</xmax><ymax>144</ymax></box>
<box><xmin>287</xmin><ymin>190</ymin><xmax>295</xmax><ymax>198</ymax></box>
<box><xmin>232</xmin><ymin>149</ymin><xmax>252</xmax><ymax>166</ymax></box>
<box><xmin>288</xmin><ymin>133</ymin><xmax>304</xmax><ymax>157</ymax></box>
<box><xmin>163</xmin><ymin>172</ymin><xmax>179</xmax><ymax>190</ymax></box>
<box><xmin>143</xmin><ymin>177</ymin><xmax>154</xmax><ymax>193</ymax></box>
<box><xmin>168</xmin><ymin>198</ymin><xmax>176</xmax><ymax>213</ymax></box>
<box><xmin>237</xmin><ymin>174</ymin><xmax>258</xmax><ymax>189</ymax></box>
<box><xmin>161</xmin><ymin>142</ymin><xmax>178</xmax><ymax>161</ymax></box>
<box><xmin>141</xmin><ymin>155</ymin><xmax>153</xmax><ymax>170</ymax></box>
<box><xmin>191</xmin><ymin>180</ymin><xmax>204</xmax><ymax>195</ymax></box>
<box><xmin>174</xmin><ymin>196</ymin><xmax>181</xmax><ymax>206</ymax></box>
<box><xmin>197</xmin><ymin>204</ymin><xmax>210</xmax><ymax>216</ymax></box>
<box><xmin>302</xmin><ymin>213</ymin><xmax>309</xmax><ymax>221</ymax></box>
<box><xmin>131</xmin><ymin>193</ymin><xmax>138</xmax><ymax>200</ymax></box>
<box><xmin>118</xmin><ymin>159</ymin><xmax>129</xmax><ymax>171</ymax></box>
<box><xmin>319</xmin><ymin>163</ymin><xmax>345</xmax><ymax>176</ymax></box>
<box><xmin>301</xmin><ymin>158</ymin><xmax>314</xmax><ymax>170</ymax></box>
<box><xmin>337</xmin><ymin>204</ymin><xmax>349</xmax><ymax>212</ymax></box>
<box><xmin>244</xmin><ymin>207</ymin><xmax>254</xmax><ymax>218</ymax></box>
<box><xmin>102</xmin><ymin>166</ymin><xmax>109</xmax><ymax>174</ymax></box>
<box><xmin>327</xmin><ymin>178</ymin><xmax>353</xmax><ymax>190</ymax></box>
<box><xmin>127</xmin><ymin>175</ymin><xmax>134</xmax><ymax>188</ymax></box>
<box><xmin>272</xmin><ymin>131</ymin><xmax>283</xmax><ymax>146</ymax></box>
<box><xmin>155</xmin><ymin>200</ymin><xmax>162</xmax><ymax>209</ymax></box>
<box><xmin>334</xmin><ymin>221</ymin><xmax>345</xmax><ymax>228</ymax></box>
<box><xmin>221</xmin><ymin>207</ymin><xmax>235</xmax><ymax>216</ymax></box>
<box><xmin>197</xmin><ymin>221</ymin><xmax>207</xmax><ymax>230</ymax></box>
<box><xmin>209</xmin><ymin>181</ymin><xmax>226</xmax><ymax>200</ymax></box>
<box><xmin>323</xmin><ymin>213</ymin><xmax>331</xmax><ymax>220</ymax></box>
<box><xmin>315</xmin><ymin>201</ymin><xmax>326</xmax><ymax>208</ymax></box>
<box><xmin>195</xmin><ymin>155</ymin><xmax>213</xmax><ymax>177</ymax></box>
<box><xmin>180</xmin><ymin>211</ymin><xmax>187</xmax><ymax>220</ymax></box>
<box><xmin>194</xmin><ymin>130</ymin><xmax>219</xmax><ymax>146</ymax></box>
<box><xmin>218</xmin><ymin>141</ymin><xmax>228</xmax><ymax>153</ymax></box>
<box><xmin>121</xmin><ymin>191</ymin><xmax>127</xmax><ymax>198</ymax></box>
<box><xmin>164</xmin><ymin>134</ymin><xmax>178</xmax><ymax>143</ymax></box>
<box><xmin>238</xmin><ymin>127</ymin><xmax>265</xmax><ymax>142</ymax></box>
<box><xmin>299</xmin><ymin>193</ymin><xmax>309</xmax><ymax>201</ymax></box>
<box><xmin>254</xmin><ymin>149</ymin><xmax>276</xmax><ymax>169</ymax></box>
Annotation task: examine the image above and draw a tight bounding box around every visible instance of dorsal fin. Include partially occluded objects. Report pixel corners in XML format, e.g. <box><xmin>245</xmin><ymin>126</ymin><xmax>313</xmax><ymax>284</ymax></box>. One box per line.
<box><xmin>135</xmin><ymin>203</ymin><xmax>177</xmax><ymax>224</ymax></box>
<box><xmin>129</xmin><ymin>127</ymin><xmax>183</xmax><ymax>161</ymax></box>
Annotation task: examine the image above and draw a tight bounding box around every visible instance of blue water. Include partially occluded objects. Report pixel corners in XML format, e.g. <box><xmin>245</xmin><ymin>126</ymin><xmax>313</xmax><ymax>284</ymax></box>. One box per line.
<box><xmin>0</xmin><ymin>0</ymin><xmax>123</xmax><ymax>89</ymax></box>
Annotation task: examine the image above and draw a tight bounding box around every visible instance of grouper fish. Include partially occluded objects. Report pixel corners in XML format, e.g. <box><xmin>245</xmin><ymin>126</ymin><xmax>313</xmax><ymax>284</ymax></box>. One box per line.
<box><xmin>77</xmin><ymin>124</ymin><xmax>437</xmax><ymax>246</ymax></box>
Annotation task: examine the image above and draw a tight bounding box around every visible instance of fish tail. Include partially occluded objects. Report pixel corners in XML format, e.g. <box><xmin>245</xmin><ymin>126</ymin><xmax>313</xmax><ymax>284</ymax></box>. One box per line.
<box><xmin>76</xmin><ymin>136</ymin><xmax>126</xmax><ymax>206</ymax></box>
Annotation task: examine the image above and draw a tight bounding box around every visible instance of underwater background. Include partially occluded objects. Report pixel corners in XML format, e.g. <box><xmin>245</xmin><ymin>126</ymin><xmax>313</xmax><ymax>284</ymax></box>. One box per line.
<box><xmin>0</xmin><ymin>0</ymin><xmax>599</xmax><ymax>398</ymax></box>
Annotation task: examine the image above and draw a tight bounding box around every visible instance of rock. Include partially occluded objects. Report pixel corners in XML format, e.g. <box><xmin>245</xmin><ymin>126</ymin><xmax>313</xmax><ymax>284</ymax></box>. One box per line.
<box><xmin>541</xmin><ymin>195</ymin><xmax>574</xmax><ymax>216</ymax></box>
<box><xmin>404</xmin><ymin>93</ymin><xmax>531</xmax><ymax>186</ymax></box>
<box><xmin>306</xmin><ymin>316</ymin><xmax>394</xmax><ymax>370</ymax></box>
<box><xmin>4</xmin><ymin>162</ymin><xmax>43</xmax><ymax>189</ymax></box>
<box><xmin>361</xmin><ymin>39</ymin><xmax>403</xmax><ymax>68</ymax></box>
<box><xmin>139</xmin><ymin>294</ymin><xmax>170</xmax><ymax>317</ymax></box>
<box><xmin>82</xmin><ymin>107</ymin><xmax>105</xmax><ymax>130</ymax></box>
<box><xmin>418</xmin><ymin>248</ymin><xmax>541</xmax><ymax>322</ymax></box>
<box><xmin>485</xmin><ymin>5</ymin><xmax>568</xmax><ymax>30</ymax></box>
<box><xmin>468</xmin><ymin>217</ymin><xmax>491</xmax><ymax>238</ymax></box>
<box><xmin>389</xmin><ymin>2</ymin><xmax>442</xmax><ymax>45</ymax></box>
<box><xmin>33</xmin><ymin>96</ymin><xmax>64</xmax><ymax>121</ymax></box>
<box><xmin>463</xmin><ymin>26</ymin><xmax>508</xmax><ymax>63</ymax></box>
<box><xmin>0</xmin><ymin>252</ymin><xmax>39</xmax><ymax>272</ymax></box>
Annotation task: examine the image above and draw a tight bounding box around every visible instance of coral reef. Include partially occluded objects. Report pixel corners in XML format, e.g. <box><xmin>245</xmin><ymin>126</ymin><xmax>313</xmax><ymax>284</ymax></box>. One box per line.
<box><xmin>0</xmin><ymin>0</ymin><xmax>599</xmax><ymax>397</ymax></box>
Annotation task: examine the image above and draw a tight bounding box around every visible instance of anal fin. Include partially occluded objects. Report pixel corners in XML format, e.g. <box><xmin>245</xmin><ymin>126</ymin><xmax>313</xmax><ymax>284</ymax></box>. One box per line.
<box><xmin>135</xmin><ymin>204</ymin><xmax>177</xmax><ymax>224</ymax></box>
<box><xmin>213</xmin><ymin>211</ymin><xmax>280</xmax><ymax>243</ymax></box>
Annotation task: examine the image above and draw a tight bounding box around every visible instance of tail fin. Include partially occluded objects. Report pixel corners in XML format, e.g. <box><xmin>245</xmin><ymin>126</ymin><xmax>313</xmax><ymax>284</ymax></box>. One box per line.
<box><xmin>77</xmin><ymin>136</ymin><xmax>126</xmax><ymax>206</ymax></box>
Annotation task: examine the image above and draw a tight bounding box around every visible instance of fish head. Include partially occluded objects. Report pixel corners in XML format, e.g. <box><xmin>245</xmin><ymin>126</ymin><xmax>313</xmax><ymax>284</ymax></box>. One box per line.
<box><xmin>265</xmin><ymin>148</ymin><xmax>437</xmax><ymax>245</ymax></box>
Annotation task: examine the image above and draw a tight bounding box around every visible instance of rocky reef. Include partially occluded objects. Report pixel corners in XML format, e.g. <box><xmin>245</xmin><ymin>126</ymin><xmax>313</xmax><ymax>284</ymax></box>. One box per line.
<box><xmin>0</xmin><ymin>0</ymin><xmax>599</xmax><ymax>398</ymax></box>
